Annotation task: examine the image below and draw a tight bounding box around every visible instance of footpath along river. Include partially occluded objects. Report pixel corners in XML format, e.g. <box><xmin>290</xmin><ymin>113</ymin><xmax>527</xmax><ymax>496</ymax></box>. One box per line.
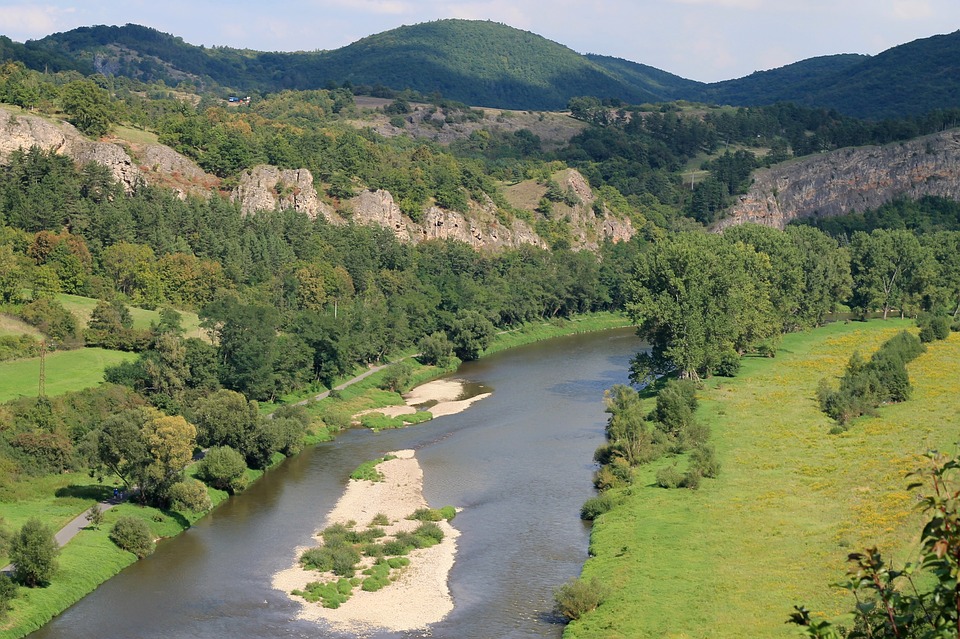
<box><xmin>28</xmin><ymin>328</ymin><xmax>642</xmax><ymax>639</ymax></box>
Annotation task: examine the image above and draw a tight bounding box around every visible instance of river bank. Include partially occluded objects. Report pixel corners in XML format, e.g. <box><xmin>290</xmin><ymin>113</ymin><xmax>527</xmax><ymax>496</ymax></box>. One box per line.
<box><xmin>566</xmin><ymin>321</ymin><xmax>960</xmax><ymax>638</ymax></box>
<box><xmin>272</xmin><ymin>450</ymin><xmax>459</xmax><ymax>632</ymax></box>
<box><xmin>0</xmin><ymin>312</ymin><xmax>630</xmax><ymax>639</ymax></box>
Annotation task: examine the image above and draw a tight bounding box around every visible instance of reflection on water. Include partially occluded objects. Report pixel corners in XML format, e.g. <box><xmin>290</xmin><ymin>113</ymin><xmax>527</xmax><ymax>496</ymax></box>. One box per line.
<box><xmin>29</xmin><ymin>328</ymin><xmax>642</xmax><ymax>639</ymax></box>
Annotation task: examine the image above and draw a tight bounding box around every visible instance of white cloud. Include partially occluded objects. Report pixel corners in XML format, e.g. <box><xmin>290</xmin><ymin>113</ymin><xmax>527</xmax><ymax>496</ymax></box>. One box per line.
<box><xmin>670</xmin><ymin>0</ymin><xmax>765</xmax><ymax>9</ymax></box>
<box><xmin>889</xmin><ymin>0</ymin><xmax>934</xmax><ymax>19</ymax></box>
<box><xmin>318</xmin><ymin>0</ymin><xmax>413</xmax><ymax>15</ymax></box>
<box><xmin>0</xmin><ymin>4</ymin><xmax>74</xmax><ymax>40</ymax></box>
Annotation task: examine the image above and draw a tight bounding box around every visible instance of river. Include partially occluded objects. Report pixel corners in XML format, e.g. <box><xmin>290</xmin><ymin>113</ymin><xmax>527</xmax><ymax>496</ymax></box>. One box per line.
<box><xmin>28</xmin><ymin>328</ymin><xmax>641</xmax><ymax>639</ymax></box>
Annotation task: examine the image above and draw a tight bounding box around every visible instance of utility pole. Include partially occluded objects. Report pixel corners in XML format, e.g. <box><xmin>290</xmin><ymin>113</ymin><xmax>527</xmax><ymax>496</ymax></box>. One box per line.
<box><xmin>38</xmin><ymin>340</ymin><xmax>46</xmax><ymax>398</ymax></box>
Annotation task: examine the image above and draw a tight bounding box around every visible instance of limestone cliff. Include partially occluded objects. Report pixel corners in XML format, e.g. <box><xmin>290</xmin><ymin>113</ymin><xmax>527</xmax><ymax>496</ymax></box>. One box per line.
<box><xmin>0</xmin><ymin>106</ymin><xmax>631</xmax><ymax>251</ymax></box>
<box><xmin>0</xmin><ymin>108</ymin><xmax>142</xmax><ymax>191</ymax></box>
<box><xmin>232</xmin><ymin>165</ymin><xmax>337</xmax><ymax>221</ymax></box>
<box><xmin>720</xmin><ymin>129</ymin><xmax>960</xmax><ymax>230</ymax></box>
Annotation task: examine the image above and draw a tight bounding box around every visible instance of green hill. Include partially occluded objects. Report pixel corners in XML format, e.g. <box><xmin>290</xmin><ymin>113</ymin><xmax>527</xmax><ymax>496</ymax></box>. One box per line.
<box><xmin>6</xmin><ymin>21</ymin><xmax>960</xmax><ymax>117</ymax></box>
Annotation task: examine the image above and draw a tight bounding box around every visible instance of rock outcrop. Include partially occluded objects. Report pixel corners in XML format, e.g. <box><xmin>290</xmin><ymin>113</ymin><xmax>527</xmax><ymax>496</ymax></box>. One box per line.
<box><xmin>0</xmin><ymin>108</ymin><xmax>142</xmax><ymax>191</ymax></box>
<box><xmin>232</xmin><ymin>165</ymin><xmax>336</xmax><ymax>221</ymax></box>
<box><xmin>720</xmin><ymin>129</ymin><xmax>960</xmax><ymax>230</ymax></box>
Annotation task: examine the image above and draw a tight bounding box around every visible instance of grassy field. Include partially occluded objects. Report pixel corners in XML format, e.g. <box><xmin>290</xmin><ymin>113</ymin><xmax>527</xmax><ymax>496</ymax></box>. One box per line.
<box><xmin>0</xmin><ymin>315</ymin><xmax>42</xmax><ymax>339</ymax></box>
<box><xmin>568</xmin><ymin>320</ymin><xmax>960</xmax><ymax>638</ymax></box>
<box><xmin>0</xmin><ymin>348</ymin><xmax>138</xmax><ymax>403</ymax></box>
<box><xmin>55</xmin><ymin>294</ymin><xmax>203</xmax><ymax>336</ymax></box>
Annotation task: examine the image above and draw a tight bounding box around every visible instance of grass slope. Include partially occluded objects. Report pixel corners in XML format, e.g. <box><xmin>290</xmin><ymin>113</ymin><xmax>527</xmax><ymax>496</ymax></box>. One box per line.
<box><xmin>569</xmin><ymin>320</ymin><xmax>960</xmax><ymax>638</ymax></box>
<box><xmin>55</xmin><ymin>294</ymin><xmax>202</xmax><ymax>335</ymax></box>
<box><xmin>0</xmin><ymin>348</ymin><xmax>137</xmax><ymax>403</ymax></box>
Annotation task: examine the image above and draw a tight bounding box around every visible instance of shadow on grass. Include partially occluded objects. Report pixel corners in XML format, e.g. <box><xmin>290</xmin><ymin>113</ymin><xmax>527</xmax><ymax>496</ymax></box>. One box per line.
<box><xmin>55</xmin><ymin>484</ymin><xmax>114</xmax><ymax>501</ymax></box>
<box><xmin>160</xmin><ymin>509</ymin><xmax>191</xmax><ymax>530</ymax></box>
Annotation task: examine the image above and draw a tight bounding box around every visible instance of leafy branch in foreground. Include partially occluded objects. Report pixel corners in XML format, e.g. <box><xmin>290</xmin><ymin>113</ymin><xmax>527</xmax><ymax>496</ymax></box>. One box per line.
<box><xmin>789</xmin><ymin>450</ymin><xmax>960</xmax><ymax>638</ymax></box>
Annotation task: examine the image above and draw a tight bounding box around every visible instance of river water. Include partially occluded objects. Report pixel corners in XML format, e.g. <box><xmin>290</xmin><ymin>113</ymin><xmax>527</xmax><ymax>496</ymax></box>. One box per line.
<box><xmin>29</xmin><ymin>328</ymin><xmax>641</xmax><ymax>639</ymax></box>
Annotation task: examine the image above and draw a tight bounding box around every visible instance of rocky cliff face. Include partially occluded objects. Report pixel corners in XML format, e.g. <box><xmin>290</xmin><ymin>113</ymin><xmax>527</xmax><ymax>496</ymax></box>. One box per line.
<box><xmin>232</xmin><ymin>165</ymin><xmax>336</xmax><ymax>221</ymax></box>
<box><xmin>0</xmin><ymin>107</ymin><xmax>213</xmax><ymax>197</ymax></box>
<box><xmin>0</xmin><ymin>108</ymin><xmax>142</xmax><ymax>190</ymax></box>
<box><xmin>720</xmin><ymin>130</ymin><xmax>960</xmax><ymax>230</ymax></box>
<box><xmin>0</xmin><ymin>106</ymin><xmax>631</xmax><ymax>251</ymax></box>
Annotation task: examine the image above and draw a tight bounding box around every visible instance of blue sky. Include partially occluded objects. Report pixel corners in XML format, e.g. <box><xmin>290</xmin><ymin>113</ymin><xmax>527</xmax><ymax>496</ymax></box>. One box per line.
<box><xmin>0</xmin><ymin>0</ymin><xmax>956</xmax><ymax>82</ymax></box>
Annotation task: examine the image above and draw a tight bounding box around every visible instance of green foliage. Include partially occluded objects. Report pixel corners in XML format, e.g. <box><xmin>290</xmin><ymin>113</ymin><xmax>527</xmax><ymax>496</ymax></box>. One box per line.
<box><xmin>554</xmin><ymin>576</ymin><xmax>608</xmax><ymax>621</ymax></box>
<box><xmin>917</xmin><ymin>312</ymin><xmax>951</xmax><ymax>343</ymax></box>
<box><xmin>167</xmin><ymin>478</ymin><xmax>212</xmax><ymax>513</ymax></box>
<box><xmin>655</xmin><ymin>464</ymin><xmax>684</xmax><ymax>489</ymax></box>
<box><xmin>60</xmin><ymin>79</ymin><xmax>115</xmax><ymax>137</ymax></box>
<box><xmin>349</xmin><ymin>454</ymin><xmax>397</xmax><ymax>482</ymax></box>
<box><xmin>417</xmin><ymin>331</ymin><xmax>454</xmax><ymax>367</ymax></box>
<box><xmin>0</xmin><ymin>573</ymin><xmax>16</xmax><ymax>618</ymax></box>
<box><xmin>19</xmin><ymin>298</ymin><xmax>78</xmax><ymax>347</ymax></box>
<box><xmin>292</xmin><ymin>578</ymin><xmax>353</xmax><ymax>608</ymax></box>
<box><xmin>10</xmin><ymin>518</ymin><xmax>59</xmax><ymax>587</ymax></box>
<box><xmin>109</xmin><ymin>516</ymin><xmax>155</xmax><ymax>558</ymax></box>
<box><xmin>448</xmin><ymin>309</ymin><xmax>495</xmax><ymax>361</ymax></box>
<box><xmin>84</xmin><ymin>504</ymin><xmax>104</xmax><ymax>529</ymax></box>
<box><xmin>817</xmin><ymin>331</ymin><xmax>925</xmax><ymax>427</ymax></box>
<box><xmin>791</xmin><ymin>451</ymin><xmax>960</xmax><ymax>637</ymax></box>
<box><xmin>580</xmin><ymin>493</ymin><xmax>617</xmax><ymax>521</ymax></box>
<box><xmin>377</xmin><ymin>360</ymin><xmax>414</xmax><ymax>392</ymax></box>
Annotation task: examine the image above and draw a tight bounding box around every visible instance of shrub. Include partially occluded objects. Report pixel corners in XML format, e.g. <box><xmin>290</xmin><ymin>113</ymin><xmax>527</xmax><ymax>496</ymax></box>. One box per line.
<box><xmin>651</xmin><ymin>379</ymin><xmax>698</xmax><ymax>438</ymax></box>
<box><xmin>292</xmin><ymin>578</ymin><xmax>352</xmax><ymax>608</ymax></box>
<box><xmin>656</xmin><ymin>464</ymin><xmax>684</xmax><ymax>489</ymax></box>
<box><xmin>0</xmin><ymin>574</ymin><xmax>16</xmax><ymax>617</ymax></box>
<box><xmin>715</xmin><ymin>349</ymin><xmax>742</xmax><ymax>376</ymax></box>
<box><xmin>168</xmin><ymin>478</ymin><xmax>212</xmax><ymax>513</ymax></box>
<box><xmin>196</xmin><ymin>446</ymin><xmax>248</xmax><ymax>493</ymax></box>
<box><xmin>690</xmin><ymin>444</ymin><xmax>721</xmax><ymax>479</ymax></box>
<box><xmin>408</xmin><ymin>507</ymin><xmax>456</xmax><ymax>522</ymax></box>
<box><xmin>413</xmin><ymin>522</ymin><xmax>444</xmax><ymax>546</ymax></box>
<box><xmin>109</xmin><ymin>516</ymin><xmax>155</xmax><ymax>558</ymax></box>
<box><xmin>681</xmin><ymin>468</ymin><xmax>702</xmax><ymax>490</ymax></box>
<box><xmin>580</xmin><ymin>493</ymin><xmax>616</xmax><ymax>521</ymax></box>
<box><xmin>917</xmin><ymin>313</ymin><xmax>951</xmax><ymax>342</ymax></box>
<box><xmin>370</xmin><ymin>513</ymin><xmax>390</xmax><ymax>526</ymax></box>
<box><xmin>300</xmin><ymin>544</ymin><xmax>361</xmax><ymax>577</ymax></box>
<box><xmin>554</xmin><ymin>576</ymin><xmax>608</xmax><ymax>620</ymax></box>
<box><xmin>417</xmin><ymin>331</ymin><xmax>455</xmax><ymax>366</ymax></box>
<box><xmin>10</xmin><ymin>519</ymin><xmax>58</xmax><ymax>587</ymax></box>
<box><xmin>378</xmin><ymin>360</ymin><xmax>414</xmax><ymax>392</ymax></box>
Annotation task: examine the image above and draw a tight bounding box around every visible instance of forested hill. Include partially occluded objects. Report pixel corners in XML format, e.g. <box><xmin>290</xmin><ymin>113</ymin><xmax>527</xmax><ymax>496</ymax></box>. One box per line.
<box><xmin>5</xmin><ymin>20</ymin><xmax>960</xmax><ymax>118</ymax></box>
<box><xmin>685</xmin><ymin>31</ymin><xmax>960</xmax><ymax>119</ymax></box>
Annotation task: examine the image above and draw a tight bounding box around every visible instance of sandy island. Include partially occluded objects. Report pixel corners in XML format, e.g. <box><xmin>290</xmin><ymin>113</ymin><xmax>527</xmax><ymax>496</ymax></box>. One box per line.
<box><xmin>272</xmin><ymin>449</ymin><xmax>460</xmax><ymax>633</ymax></box>
<box><xmin>356</xmin><ymin>378</ymin><xmax>492</xmax><ymax>421</ymax></box>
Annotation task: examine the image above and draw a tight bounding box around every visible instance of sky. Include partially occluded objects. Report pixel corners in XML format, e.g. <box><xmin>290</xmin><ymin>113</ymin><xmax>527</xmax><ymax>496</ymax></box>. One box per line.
<box><xmin>0</xmin><ymin>0</ymin><xmax>957</xmax><ymax>82</ymax></box>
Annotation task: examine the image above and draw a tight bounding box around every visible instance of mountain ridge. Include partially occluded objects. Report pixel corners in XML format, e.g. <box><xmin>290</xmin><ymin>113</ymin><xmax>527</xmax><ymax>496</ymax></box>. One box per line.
<box><xmin>2</xmin><ymin>20</ymin><xmax>959</xmax><ymax>117</ymax></box>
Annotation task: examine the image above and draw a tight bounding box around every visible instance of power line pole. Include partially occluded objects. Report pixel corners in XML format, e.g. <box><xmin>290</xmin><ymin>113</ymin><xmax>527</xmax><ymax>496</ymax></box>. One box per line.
<box><xmin>38</xmin><ymin>340</ymin><xmax>46</xmax><ymax>398</ymax></box>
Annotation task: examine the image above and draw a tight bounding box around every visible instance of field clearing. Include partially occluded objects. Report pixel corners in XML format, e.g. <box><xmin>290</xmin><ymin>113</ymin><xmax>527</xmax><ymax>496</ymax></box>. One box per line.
<box><xmin>0</xmin><ymin>348</ymin><xmax>138</xmax><ymax>402</ymax></box>
<box><xmin>569</xmin><ymin>320</ymin><xmax>960</xmax><ymax>638</ymax></box>
<box><xmin>55</xmin><ymin>294</ymin><xmax>203</xmax><ymax>337</ymax></box>
<box><xmin>0</xmin><ymin>315</ymin><xmax>43</xmax><ymax>338</ymax></box>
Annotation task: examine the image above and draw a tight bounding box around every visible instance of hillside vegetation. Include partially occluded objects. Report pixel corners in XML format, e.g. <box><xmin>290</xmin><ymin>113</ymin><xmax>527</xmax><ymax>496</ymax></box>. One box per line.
<box><xmin>3</xmin><ymin>20</ymin><xmax>960</xmax><ymax>117</ymax></box>
<box><xmin>569</xmin><ymin>322</ymin><xmax>960</xmax><ymax>637</ymax></box>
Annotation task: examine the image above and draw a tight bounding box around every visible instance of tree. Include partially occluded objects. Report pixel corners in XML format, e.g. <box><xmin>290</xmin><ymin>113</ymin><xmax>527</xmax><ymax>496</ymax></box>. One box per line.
<box><xmin>60</xmin><ymin>79</ymin><xmax>115</xmax><ymax>137</ymax></box>
<box><xmin>140</xmin><ymin>414</ymin><xmax>196</xmax><ymax>503</ymax></box>
<box><xmin>627</xmin><ymin>232</ymin><xmax>778</xmax><ymax>381</ymax></box>
<box><xmin>88</xmin><ymin>407</ymin><xmax>154</xmax><ymax>490</ymax></box>
<box><xmin>109</xmin><ymin>517</ymin><xmax>154</xmax><ymax>558</ymax></box>
<box><xmin>85</xmin><ymin>504</ymin><xmax>104</xmax><ymax>529</ymax></box>
<box><xmin>196</xmin><ymin>446</ymin><xmax>248</xmax><ymax>493</ymax></box>
<box><xmin>448</xmin><ymin>310</ymin><xmax>495</xmax><ymax>361</ymax></box>
<box><xmin>849</xmin><ymin>229</ymin><xmax>936</xmax><ymax>319</ymax></box>
<box><xmin>417</xmin><ymin>331</ymin><xmax>455</xmax><ymax>367</ymax></box>
<box><xmin>10</xmin><ymin>518</ymin><xmax>58</xmax><ymax>587</ymax></box>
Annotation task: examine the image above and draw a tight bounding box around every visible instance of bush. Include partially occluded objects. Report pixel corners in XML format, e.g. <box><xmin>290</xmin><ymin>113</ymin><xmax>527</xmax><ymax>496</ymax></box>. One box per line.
<box><xmin>651</xmin><ymin>379</ymin><xmax>698</xmax><ymax>438</ymax></box>
<box><xmin>554</xmin><ymin>576</ymin><xmax>607</xmax><ymax>621</ymax></box>
<box><xmin>690</xmin><ymin>444</ymin><xmax>721</xmax><ymax>479</ymax></box>
<box><xmin>656</xmin><ymin>464</ymin><xmax>684</xmax><ymax>489</ymax></box>
<box><xmin>917</xmin><ymin>313</ymin><xmax>951</xmax><ymax>342</ymax></box>
<box><xmin>0</xmin><ymin>574</ymin><xmax>16</xmax><ymax>617</ymax></box>
<box><xmin>10</xmin><ymin>519</ymin><xmax>58</xmax><ymax>587</ymax></box>
<box><xmin>377</xmin><ymin>360</ymin><xmax>414</xmax><ymax>392</ymax></box>
<box><xmin>109</xmin><ymin>516</ymin><xmax>155</xmax><ymax>558</ymax></box>
<box><xmin>196</xmin><ymin>446</ymin><xmax>248</xmax><ymax>493</ymax></box>
<box><xmin>580</xmin><ymin>493</ymin><xmax>616</xmax><ymax>521</ymax></box>
<box><xmin>715</xmin><ymin>349</ymin><xmax>742</xmax><ymax>376</ymax></box>
<box><xmin>168</xmin><ymin>478</ymin><xmax>212</xmax><ymax>513</ymax></box>
<box><xmin>417</xmin><ymin>331</ymin><xmax>455</xmax><ymax>366</ymax></box>
<box><xmin>413</xmin><ymin>522</ymin><xmax>444</xmax><ymax>546</ymax></box>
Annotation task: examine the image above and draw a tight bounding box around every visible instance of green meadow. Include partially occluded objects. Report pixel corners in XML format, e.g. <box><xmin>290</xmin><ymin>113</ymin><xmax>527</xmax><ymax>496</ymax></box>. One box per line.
<box><xmin>0</xmin><ymin>348</ymin><xmax>137</xmax><ymax>403</ymax></box>
<box><xmin>568</xmin><ymin>320</ymin><xmax>960</xmax><ymax>638</ymax></box>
